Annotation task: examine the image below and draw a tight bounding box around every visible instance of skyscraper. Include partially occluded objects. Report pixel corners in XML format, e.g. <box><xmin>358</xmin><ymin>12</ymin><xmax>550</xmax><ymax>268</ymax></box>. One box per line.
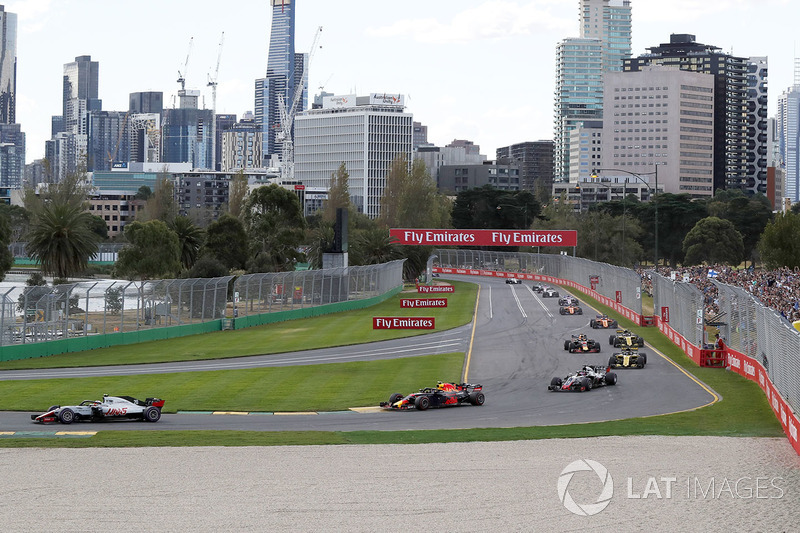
<box><xmin>777</xmin><ymin>60</ymin><xmax>800</xmax><ymax>202</ymax></box>
<box><xmin>624</xmin><ymin>34</ymin><xmax>766</xmax><ymax>194</ymax></box>
<box><xmin>63</xmin><ymin>55</ymin><xmax>101</xmax><ymax>134</ymax></box>
<box><xmin>0</xmin><ymin>5</ymin><xmax>17</xmax><ymax>125</ymax></box>
<box><xmin>554</xmin><ymin>0</ymin><xmax>632</xmax><ymax>182</ymax></box>
<box><xmin>255</xmin><ymin>0</ymin><xmax>307</xmax><ymax>164</ymax></box>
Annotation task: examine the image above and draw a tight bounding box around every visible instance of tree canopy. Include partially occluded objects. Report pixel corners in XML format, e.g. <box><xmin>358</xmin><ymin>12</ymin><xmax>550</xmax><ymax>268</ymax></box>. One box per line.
<box><xmin>757</xmin><ymin>212</ymin><xmax>800</xmax><ymax>269</ymax></box>
<box><xmin>244</xmin><ymin>184</ymin><xmax>307</xmax><ymax>272</ymax></box>
<box><xmin>115</xmin><ymin>220</ymin><xmax>181</xmax><ymax>279</ymax></box>
<box><xmin>682</xmin><ymin>216</ymin><xmax>745</xmax><ymax>266</ymax></box>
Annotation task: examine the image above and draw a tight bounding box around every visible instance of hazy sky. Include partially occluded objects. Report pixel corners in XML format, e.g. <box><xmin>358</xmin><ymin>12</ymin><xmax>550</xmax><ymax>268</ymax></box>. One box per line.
<box><xmin>8</xmin><ymin>0</ymin><xmax>797</xmax><ymax>162</ymax></box>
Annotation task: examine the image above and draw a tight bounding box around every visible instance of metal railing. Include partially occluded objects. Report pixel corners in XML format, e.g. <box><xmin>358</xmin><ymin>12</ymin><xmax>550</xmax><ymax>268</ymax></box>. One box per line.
<box><xmin>651</xmin><ymin>272</ymin><xmax>705</xmax><ymax>348</ymax></box>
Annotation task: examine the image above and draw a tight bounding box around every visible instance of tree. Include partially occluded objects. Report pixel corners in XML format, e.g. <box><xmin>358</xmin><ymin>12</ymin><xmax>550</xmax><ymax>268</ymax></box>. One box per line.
<box><xmin>244</xmin><ymin>184</ymin><xmax>306</xmax><ymax>272</ymax></box>
<box><xmin>168</xmin><ymin>216</ymin><xmax>204</xmax><ymax>271</ymax></box>
<box><xmin>350</xmin><ymin>226</ymin><xmax>401</xmax><ymax>265</ymax></box>
<box><xmin>204</xmin><ymin>213</ymin><xmax>248</xmax><ymax>270</ymax></box>
<box><xmin>105</xmin><ymin>287</ymin><xmax>123</xmax><ymax>316</ymax></box>
<box><xmin>453</xmin><ymin>185</ymin><xmax>540</xmax><ymax>231</ymax></box>
<box><xmin>707</xmin><ymin>190</ymin><xmax>773</xmax><ymax>265</ymax></box>
<box><xmin>185</xmin><ymin>255</ymin><xmax>229</xmax><ymax>278</ymax></box>
<box><xmin>380</xmin><ymin>155</ymin><xmax>450</xmax><ymax>229</ymax></box>
<box><xmin>632</xmin><ymin>193</ymin><xmax>707</xmax><ymax>268</ymax></box>
<box><xmin>757</xmin><ymin>212</ymin><xmax>800</xmax><ymax>269</ymax></box>
<box><xmin>26</xmin><ymin>202</ymin><xmax>100</xmax><ymax>280</ymax></box>
<box><xmin>226</xmin><ymin>170</ymin><xmax>249</xmax><ymax>219</ymax></box>
<box><xmin>135</xmin><ymin>185</ymin><xmax>153</xmax><ymax>201</ymax></box>
<box><xmin>322</xmin><ymin>162</ymin><xmax>353</xmax><ymax>224</ymax></box>
<box><xmin>0</xmin><ymin>211</ymin><xmax>13</xmax><ymax>281</ymax></box>
<box><xmin>0</xmin><ymin>204</ymin><xmax>31</xmax><ymax>244</ymax></box>
<box><xmin>115</xmin><ymin>220</ymin><xmax>181</xmax><ymax>279</ymax></box>
<box><xmin>140</xmin><ymin>176</ymin><xmax>175</xmax><ymax>223</ymax></box>
<box><xmin>88</xmin><ymin>214</ymin><xmax>109</xmax><ymax>240</ymax></box>
<box><xmin>682</xmin><ymin>217</ymin><xmax>745</xmax><ymax>266</ymax></box>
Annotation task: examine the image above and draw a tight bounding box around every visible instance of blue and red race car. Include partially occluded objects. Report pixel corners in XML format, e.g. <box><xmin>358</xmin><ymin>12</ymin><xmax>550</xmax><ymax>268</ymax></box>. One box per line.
<box><xmin>380</xmin><ymin>382</ymin><xmax>485</xmax><ymax>411</ymax></box>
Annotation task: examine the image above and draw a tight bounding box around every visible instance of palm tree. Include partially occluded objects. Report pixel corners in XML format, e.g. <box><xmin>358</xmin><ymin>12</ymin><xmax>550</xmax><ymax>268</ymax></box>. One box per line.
<box><xmin>26</xmin><ymin>202</ymin><xmax>100</xmax><ymax>280</ymax></box>
<box><xmin>169</xmin><ymin>216</ymin><xmax>204</xmax><ymax>271</ymax></box>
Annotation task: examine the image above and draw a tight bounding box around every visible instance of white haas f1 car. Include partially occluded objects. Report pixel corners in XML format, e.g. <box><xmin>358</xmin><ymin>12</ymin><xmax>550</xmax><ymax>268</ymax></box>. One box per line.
<box><xmin>380</xmin><ymin>382</ymin><xmax>484</xmax><ymax>411</ymax></box>
<box><xmin>31</xmin><ymin>395</ymin><xmax>165</xmax><ymax>424</ymax></box>
<box><xmin>548</xmin><ymin>365</ymin><xmax>617</xmax><ymax>392</ymax></box>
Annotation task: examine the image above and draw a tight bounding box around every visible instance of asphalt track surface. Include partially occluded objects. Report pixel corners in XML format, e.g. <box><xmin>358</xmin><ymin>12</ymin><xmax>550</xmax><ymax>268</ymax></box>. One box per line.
<box><xmin>0</xmin><ymin>276</ymin><xmax>717</xmax><ymax>432</ymax></box>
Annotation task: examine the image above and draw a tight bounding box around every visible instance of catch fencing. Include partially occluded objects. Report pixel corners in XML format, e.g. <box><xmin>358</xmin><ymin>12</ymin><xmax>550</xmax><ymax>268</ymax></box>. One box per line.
<box><xmin>433</xmin><ymin>249</ymin><xmax>643</xmax><ymax>317</ymax></box>
<box><xmin>651</xmin><ymin>272</ymin><xmax>705</xmax><ymax>348</ymax></box>
<box><xmin>0</xmin><ymin>260</ymin><xmax>406</xmax><ymax>350</ymax></box>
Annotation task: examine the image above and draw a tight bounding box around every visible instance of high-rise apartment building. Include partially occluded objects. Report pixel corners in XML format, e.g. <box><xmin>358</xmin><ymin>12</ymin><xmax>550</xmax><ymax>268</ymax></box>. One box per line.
<box><xmin>554</xmin><ymin>0</ymin><xmax>631</xmax><ymax>182</ymax></box>
<box><xmin>63</xmin><ymin>55</ymin><xmax>101</xmax><ymax>134</ymax></box>
<box><xmin>294</xmin><ymin>93</ymin><xmax>413</xmax><ymax>218</ymax></box>
<box><xmin>214</xmin><ymin>114</ymin><xmax>237</xmax><ymax>171</ymax></box>
<box><xmin>221</xmin><ymin>113</ymin><xmax>262</xmax><ymax>171</ymax></box>
<box><xmin>255</xmin><ymin>0</ymin><xmax>307</xmax><ymax>163</ymax></box>
<box><xmin>87</xmin><ymin>110</ymin><xmax>128</xmax><ymax>171</ymax></box>
<box><xmin>0</xmin><ymin>5</ymin><xmax>17</xmax><ymax>125</ymax></box>
<box><xmin>777</xmin><ymin>60</ymin><xmax>800</xmax><ymax>202</ymax></box>
<box><xmin>623</xmin><ymin>34</ymin><xmax>766</xmax><ymax>194</ymax></box>
<box><xmin>496</xmin><ymin>141</ymin><xmax>554</xmax><ymax>194</ymax></box>
<box><xmin>129</xmin><ymin>91</ymin><xmax>164</xmax><ymax>115</ymax></box>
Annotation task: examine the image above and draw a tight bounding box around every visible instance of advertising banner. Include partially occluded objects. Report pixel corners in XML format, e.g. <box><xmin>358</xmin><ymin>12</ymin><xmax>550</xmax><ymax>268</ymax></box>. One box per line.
<box><xmin>417</xmin><ymin>284</ymin><xmax>454</xmax><ymax>293</ymax></box>
<box><xmin>400</xmin><ymin>298</ymin><xmax>447</xmax><ymax>308</ymax></box>
<box><xmin>391</xmin><ymin>229</ymin><xmax>577</xmax><ymax>247</ymax></box>
<box><xmin>373</xmin><ymin>317</ymin><xmax>435</xmax><ymax>329</ymax></box>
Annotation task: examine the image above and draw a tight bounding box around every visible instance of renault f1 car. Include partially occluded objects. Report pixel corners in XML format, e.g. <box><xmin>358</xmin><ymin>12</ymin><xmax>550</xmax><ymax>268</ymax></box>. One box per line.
<box><xmin>505</xmin><ymin>278</ymin><xmax>522</xmax><ymax>284</ymax></box>
<box><xmin>590</xmin><ymin>314</ymin><xmax>618</xmax><ymax>329</ymax></box>
<box><xmin>558</xmin><ymin>296</ymin><xmax>579</xmax><ymax>306</ymax></box>
<box><xmin>608</xmin><ymin>348</ymin><xmax>647</xmax><ymax>368</ymax></box>
<box><xmin>31</xmin><ymin>394</ymin><xmax>165</xmax><ymax>424</ymax></box>
<box><xmin>542</xmin><ymin>287</ymin><xmax>560</xmax><ymax>298</ymax></box>
<box><xmin>564</xmin><ymin>334</ymin><xmax>601</xmax><ymax>353</ymax></box>
<box><xmin>548</xmin><ymin>365</ymin><xmax>618</xmax><ymax>392</ymax></box>
<box><xmin>609</xmin><ymin>328</ymin><xmax>645</xmax><ymax>348</ymax></box>
<box><xmin>380</xmin><ymin>382</ymin><xmax>485</xmax><ymax>411</ymax></box>
<box><xmin>559</xmin><ymin>304</ymin><xmax>583</xmax><ymax>315</ymax></box>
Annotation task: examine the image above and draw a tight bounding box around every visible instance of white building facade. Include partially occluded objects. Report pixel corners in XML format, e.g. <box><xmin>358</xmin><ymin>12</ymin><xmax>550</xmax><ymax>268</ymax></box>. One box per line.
<box><xmin>294</xmin><ymin>94</ymin><xmax>412</xmax><ymax>218</ymax></box>
<box><xmin>777</xmin><ymin>62</ymin><xmax>800</xmax><ymax>202</ymax></box>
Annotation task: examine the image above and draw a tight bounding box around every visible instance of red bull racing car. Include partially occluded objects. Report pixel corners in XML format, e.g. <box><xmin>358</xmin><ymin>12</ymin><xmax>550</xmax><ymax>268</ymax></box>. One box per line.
<box><xmin>548</xmin><ymin>365</ymin><xmax>618</xmax><ymax>392</ymax></box>
<box><xmin>564</xmin><ymin>334</ymin><xmax>602</xmax><ymax>353</ymax></box>
<box><xmin>31</xmin><ymin>394</ymin><xmax>165</xmax><ymax>424</ymax></box>
<box><xmin>380</xmin><ymin>382</ymin><xmax>485</xmax><ymax>411</ymax></box>
<box><xmin>590</xmin><ymin>314</ymin><xmax>618</xmax><ymax>329</ymax></box>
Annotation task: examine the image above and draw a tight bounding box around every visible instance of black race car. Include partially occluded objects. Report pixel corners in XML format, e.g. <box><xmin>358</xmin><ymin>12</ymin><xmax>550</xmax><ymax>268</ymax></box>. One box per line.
<box><xmin>590</xmin><ymin>314</ymin><xmax>618</xmax><ymax>329</ymax></box>
<box><xmin>505</xmin><ymin>278</ymin><xmax>522</xmax><ymax>284</ymax></box>
<box><xmin>564</xmin><ymin>334</ymin><xmax>601</xmax><ymax>353</ymax></box>
<box><xmin>532</xmin><ymin>284</ymin><xmax>546</xmax><ymax>293</ymax></box>
<box><xmin>542</xmin><ymin>287</ymin><xmax>560</xmax><ymax>298</ymax></box>
<box><xmin>548</xmin><ymin>365</ymin><xmax>618</xmax><ymax>392</ymax></box>
<box><xmin>609</xmin><ymin>328</ymin><xmax>645</xmax><ymax>348</ymax></box>
<box><xmin>608</xmin><ymin>348</ymin><xmax>647</xmax><ymax>368</ymax></box>
<box><xmin>380</xmin><ymin>382</ymin><xmax>485</xmax><ymax>411</ymax></box>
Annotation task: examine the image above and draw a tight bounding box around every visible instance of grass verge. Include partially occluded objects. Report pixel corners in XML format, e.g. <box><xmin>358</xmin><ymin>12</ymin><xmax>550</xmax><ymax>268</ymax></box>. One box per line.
<box><xmin>0</xmin><ymin>281</ymin><xmax>476</xmax><ymax>369</ymax></box>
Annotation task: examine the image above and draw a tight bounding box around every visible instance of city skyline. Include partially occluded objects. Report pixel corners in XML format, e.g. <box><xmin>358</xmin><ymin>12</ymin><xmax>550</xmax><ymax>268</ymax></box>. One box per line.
<box><xmin>7</xmin><ymin>0</ymin><xmax>797</xmax><ymax>165</ymax></box>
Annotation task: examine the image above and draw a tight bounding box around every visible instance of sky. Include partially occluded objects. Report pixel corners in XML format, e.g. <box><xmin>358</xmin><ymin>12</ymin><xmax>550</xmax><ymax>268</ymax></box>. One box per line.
<box><xmin>7</xmin><ymin>0</ymin><xmax>798</xmax><ymax>163</ymax></box>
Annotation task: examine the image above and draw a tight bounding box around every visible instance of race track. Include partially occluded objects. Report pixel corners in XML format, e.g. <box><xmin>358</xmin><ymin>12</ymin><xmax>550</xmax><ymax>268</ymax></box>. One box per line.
<box><xmin>0</xmin><ymin>276</ymin><xmax>717</xmax><ymax>431</ymax></box>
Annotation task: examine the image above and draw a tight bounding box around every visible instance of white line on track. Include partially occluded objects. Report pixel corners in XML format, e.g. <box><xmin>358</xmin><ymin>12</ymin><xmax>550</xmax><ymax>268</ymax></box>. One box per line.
<box><xmin>525</xmin><ymin>284</ymin><xmax>553</xmax><ymax>320</ymax></box>
<box><xmin>510</xmin><ymin>286</ymin><xmax>527</xmax><ymax>318</ymax></box>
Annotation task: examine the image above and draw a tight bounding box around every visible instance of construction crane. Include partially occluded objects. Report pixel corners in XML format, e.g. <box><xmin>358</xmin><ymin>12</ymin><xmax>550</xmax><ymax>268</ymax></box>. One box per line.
<box><xmin>176</xmin><ymin>36</ymin><xmax>194</xmax><ymax>92</ymax></box>
<box><xmin>207</xmin><ymin>32</ymin><xmax>225</xmax><ymax>170</ymax></box>
<box><xmin>277</xmin><ymin>25</ymin><xmax>323</xmax><ymax>183</ymax></box>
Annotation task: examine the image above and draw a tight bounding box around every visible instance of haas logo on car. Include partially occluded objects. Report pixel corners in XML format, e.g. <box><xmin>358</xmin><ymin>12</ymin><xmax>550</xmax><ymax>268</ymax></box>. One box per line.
<box><xmin>106</xmin><ymin>407</ymin><xmax>127</xmax><ymax>415</ymax></box>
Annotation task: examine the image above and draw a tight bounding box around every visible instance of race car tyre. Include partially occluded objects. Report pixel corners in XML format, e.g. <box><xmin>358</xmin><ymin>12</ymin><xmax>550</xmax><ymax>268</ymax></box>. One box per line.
<box><xmin>564</xmin><ymin>340</ymin><xmax>570</xmax><ymax>351</ymax></box>
<box><xmin>609</xmin><ymin>335</ymin><xmax>615</xmax><ymax>346</ymax></box>
<box><xmin>609</xmin><ymin>356</ymin><xmax>617</xmax><ymax>367</ymax></box>
<box><xmin>639</xmin><ymin>353</ymin><xmax>647</xmax><ymax>365</ymax></box>
<box><xmin>469</xmin><ymin>392</ymin><xmax>485</xmax><ymax>406</ymax></box>
<box><xmin>388</xmin><ymin>393</ymin><xmax>404</xmax><ymax>405</ymax></box>
<box><xmin>584</xmin><ymin>378</ymin><xmax>593</xmax><ymax>391</ymax></box>
<box><xmin>590</xmin><ymin>319</ymin><xmax>596</xmax><ymax>328</ymax></box>
<box><xmin>58</xmin><ymin>408</ymin><xmax>75</xmax><ymax>424</ymax></box>
<box><xmin>638</xmin><ymin>338</ymin><xmax>645</xmax><ymax>347</ymax></box>
<box><xmin>48</xmin><ymin>405</ymin><xmax>59</xmax><ymax>412</ymax></box>
<box><xmin>143</xmin><ymin>406</ymin><xmax>161</xmax><ymax>422</ymax></box>
<box><xmin>415</xmin><ymin>396</ymin><xmax>430</xmax><ymax>411</ymax></box>
<box><xmin>577</xmin><ymin>309</ymin><xmax>583</xmax><ymax>315</ymax></box>
<box><xmin>637</xmin><ymin>359</ymin><xmax>645</xmax><ymax>369</ymax></box>
<box><xmin>550</xmin><ymin>377</ymin><xmax>563</xmax><ymax>388</ymax></box>
<box><xmin>560</xmin><ymin>308</ymin><xmax>565</xmax><ymax>315</ymax></box>
<box><xmin>605</xmin><ymin>372</ymin><xmax>618</xmax><ymax>385</ymax></box>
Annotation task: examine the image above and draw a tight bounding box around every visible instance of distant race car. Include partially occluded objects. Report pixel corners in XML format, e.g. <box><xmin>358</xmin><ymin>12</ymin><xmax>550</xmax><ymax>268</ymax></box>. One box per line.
<box><xmin>542</xmin><ymin>287</ymin><xmax>560</xmax><ymax>298</ymax></box>
<box><xmin>609</xmin><ymin>328</ymin><xmax>645</xmax><ymax>348</ymax></box>
<box><xmin>608</xmin><ymin>348</ymin><xmax>647</xmax><ymax>369</ymax></box>
<box><xmin>590</xmin><ymin>314</ymin><xmax>618</xmax><ymax>329</ymax></box>
<box><xmin>558</xmin><ymin>296</ymin><xmax>579</xmax><ymax>306</ymax></box>
<box><xmin>505</xmin><ymin>278</ymin><xmax>522</xmax><ymax>284</ymax></box>
<box><xmin>564</xmin><ymin>334</ymin><xmax>601</xmax><ymax>353</ymax></box>
<box><xmin>532</xmin><ymin>284</ymin><xmax>546</xmax><ymax>293</ymax></box>
<box><xmin>559</xmin><ymin>304</ymin><xmax>583</xmax><ymax>315</ymax></box>
<box><xmin>31</xmin><ymin>394</ymin><xmax>165</xmax><ymax>424</ymax></box>
<box><xmin>380</xmin><ymin>382</ymin><xmax>484</xmax><ymax>411</ymax></box>
<box><xmin>548</xmin><ymin>365</ymin><xmax>618</xmax><ymax>392</ymax></box>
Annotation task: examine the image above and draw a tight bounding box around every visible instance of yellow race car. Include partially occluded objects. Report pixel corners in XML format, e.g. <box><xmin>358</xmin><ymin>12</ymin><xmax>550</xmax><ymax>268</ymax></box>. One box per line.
<box><xmin>608</xmin><ymin>347</ymin><xmax>647</xmax><ymax>369</ymax></box>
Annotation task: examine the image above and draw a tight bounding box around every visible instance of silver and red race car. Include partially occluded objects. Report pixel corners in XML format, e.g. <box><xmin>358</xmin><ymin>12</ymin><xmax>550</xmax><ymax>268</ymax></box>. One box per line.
<box><xmin>380</xmin><ymin>382</ymin><xmax>485</xmax><ymax>411</ymax></box>
<box><xmin>31</xmin><ymin>394</ymin><xmax>165</xmax><ymax>424</ymax></box>
<box><xmin>548</xmin><ymin>365</ymin><xmax>618</xmax><ymax>392</ymax></box>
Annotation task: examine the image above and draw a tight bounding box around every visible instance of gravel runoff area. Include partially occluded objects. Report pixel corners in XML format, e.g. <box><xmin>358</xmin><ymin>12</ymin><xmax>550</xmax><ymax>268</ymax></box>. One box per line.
<box><xmin>2</xmin><ymin>436</ymin><xmax>799</xmax><ymax>532</ymax></box>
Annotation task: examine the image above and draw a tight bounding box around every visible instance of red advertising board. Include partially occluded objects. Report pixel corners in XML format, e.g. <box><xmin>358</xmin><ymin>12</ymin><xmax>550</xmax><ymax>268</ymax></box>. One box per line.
<box><xmin>390</xmin><ymin>229</ymin><xmax>577</xmax><ymax>247</ymax></box>
<box><xmin>373</xmin><ymin>317</ymin><xmax>435</xmax><ymax>329</ymax></box>
<box><xmin>400</xmin><ymin>298</ymin><xmax>448</xmax><ymax>308</ymax></box>
<box><xmin>615</xmin><ymin>290</ymin><xmax>622</xmax><ymax>304</ymax></box>
<box><xmin>294</xmin><ymin>184</ymin><xmax>306</xmax><ymax>190</ymax></box>
<box><xmin>661</xmin><ymin>306</ymin><xmax>670</xmax><ymax>323</ymax></box>
<box><xmin>417</xmin><ymin>284</ymin><xmax>454</xmax><ymax>293</ymax></box>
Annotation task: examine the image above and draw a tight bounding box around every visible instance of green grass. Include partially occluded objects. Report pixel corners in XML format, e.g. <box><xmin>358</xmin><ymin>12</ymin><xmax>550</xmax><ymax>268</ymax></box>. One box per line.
<box><xmin>0</xmin><ymin>353</ymin><xmax>464</xmax><ymax>413</ymax></box>
<box><xmin>0</xmin><ymin>281</ymin><xmax>477</xmax><ymax>370</ymax></box>
<box><xmin>0</xmin><ymin>277</ymin><xmax>786</xmax><ymax>448</ymax></box>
